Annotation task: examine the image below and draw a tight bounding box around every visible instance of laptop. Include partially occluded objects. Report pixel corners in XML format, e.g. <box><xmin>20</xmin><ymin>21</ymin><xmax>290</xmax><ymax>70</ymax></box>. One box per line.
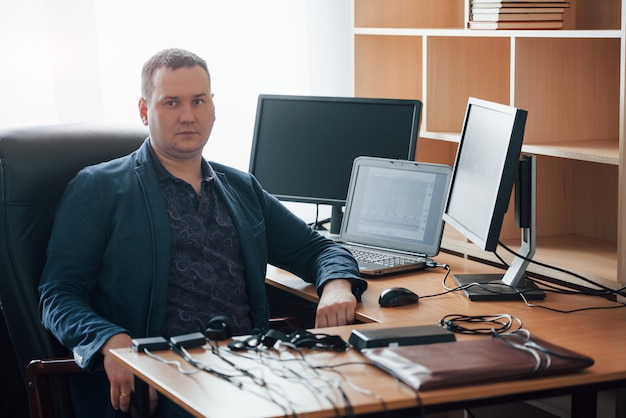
<box><xmin>338</xmin><ymin>157</ymin><xmax>452</xmax><ymax>276</ymax></box>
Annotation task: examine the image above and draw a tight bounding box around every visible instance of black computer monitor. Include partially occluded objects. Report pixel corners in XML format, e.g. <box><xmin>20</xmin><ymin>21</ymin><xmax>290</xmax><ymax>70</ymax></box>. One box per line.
<box><xmin>443</xmin><ymin>97</ymin><xmax>545</xmax><ymax>301</ymax></box>
<box><xmin>248</xmin><ymin>94</ymin><xmax>421</xmax><ymax>234</ymax></box>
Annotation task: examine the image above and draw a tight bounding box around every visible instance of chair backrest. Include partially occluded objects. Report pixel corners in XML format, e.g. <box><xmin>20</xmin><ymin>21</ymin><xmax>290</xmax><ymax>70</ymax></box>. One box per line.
<box><xmin>0</xmin><ymin>124</ymin><xmax>147</xmax><ymax>416</ymax></box>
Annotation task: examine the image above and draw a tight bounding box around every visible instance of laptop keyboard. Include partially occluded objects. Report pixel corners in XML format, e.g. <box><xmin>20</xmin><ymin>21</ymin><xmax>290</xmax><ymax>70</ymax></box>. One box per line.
<box><xmin>345</xmin><ymin>246</ymin><xmax>423</xmax><ymax>267</ymax></box>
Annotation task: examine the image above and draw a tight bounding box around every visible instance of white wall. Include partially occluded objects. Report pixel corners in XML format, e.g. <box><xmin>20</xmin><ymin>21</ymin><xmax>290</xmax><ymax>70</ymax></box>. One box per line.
<box><xmin>0</xmin><ymin>0</ymin><xmax>353</xmax><ymax>221</ymax></box>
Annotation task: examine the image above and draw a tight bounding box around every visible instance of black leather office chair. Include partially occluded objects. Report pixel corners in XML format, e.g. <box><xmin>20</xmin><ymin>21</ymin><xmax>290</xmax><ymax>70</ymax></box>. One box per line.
<box><xmin>0</xmin><ymin>124</ymin><xmax>147</xmax><ymax>418</ymax></box>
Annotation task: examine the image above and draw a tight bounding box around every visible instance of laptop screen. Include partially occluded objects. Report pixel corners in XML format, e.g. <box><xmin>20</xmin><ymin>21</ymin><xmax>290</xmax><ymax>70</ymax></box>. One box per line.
<box><xmin>340</xmin><ymin>157</ymin><xmax>452</xmax><ymax>256</ymax></box>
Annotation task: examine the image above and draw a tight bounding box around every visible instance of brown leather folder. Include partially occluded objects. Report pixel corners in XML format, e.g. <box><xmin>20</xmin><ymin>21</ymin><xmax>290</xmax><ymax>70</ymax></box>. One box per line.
<box><xmin>361</xmin><ymin>331</ymin><xmax>594</xmax><ymax>391</ymax></box>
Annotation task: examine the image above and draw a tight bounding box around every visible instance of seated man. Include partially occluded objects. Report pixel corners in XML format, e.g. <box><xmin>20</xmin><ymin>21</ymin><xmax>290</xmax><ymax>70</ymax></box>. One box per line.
<box><xmin>39</xmin><ymin>48</ymin><xmax>366</xmax><ymax>418</ymax></box>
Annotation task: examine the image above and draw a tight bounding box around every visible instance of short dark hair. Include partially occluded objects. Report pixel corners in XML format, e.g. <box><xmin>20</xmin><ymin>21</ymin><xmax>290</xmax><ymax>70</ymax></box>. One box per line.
<box><xmin>141</xmin><ymin>48</ymin><xmax>210</xmax><ymax>101</ymax></box>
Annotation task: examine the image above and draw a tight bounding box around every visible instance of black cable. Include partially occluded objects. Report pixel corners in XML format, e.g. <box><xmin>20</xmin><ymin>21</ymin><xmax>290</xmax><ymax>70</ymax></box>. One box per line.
<box><xmin>308</xmin><ymin>203</ymin><xmax>321</xmax><ymax>230</ymax></box>
<box><xmin>279</xmin><ymin>343</ymin><xmax>353</xmax><ymax>418</ymax></box>
<box><xmin>439</xmin><ymin>313</ymin><xmax>523</xmax><ymax>336</ymax></box>
<box><xmin>221</xmin><ymin>339</ymin><xmax>352</xmax><ymax>417</ymax></box>
<box><xmin>498</xmin><ymin>240</ymin><xmax>626</xmax><ymax>298</ymax></box>
<box><xmin>418</xmin><ymin>263</ymin><xmax>458</xmax><ymax>299</ymax></box>
<box><xmin>168</xmin><ymin>340</ymin><xmax>299</xmax><ymax>416</ymax></box>
<box><xmin>465</xmin><ymin>408</ymin><xmax>477</xmax><ymax>418</ymax></box>
<box><xmin>316</xmin><ymin>203</ymin><xmax>320</xmax><ymax>227</ymax></box>
<box><xmin>314</xmin><ymin>203</ymin><xmax>322</xmax><ymax>230</ymax></box>
<box><xmin>416</xmin><ymin>392</ymin><xmax>426</xmax><ymax>418</ymax></box>
<box><xmin>519</xmin><ymin>294</ymin><xmax>626</xmax><ymax>314</ymax></box>
<box><xmin>493</xmin><ymin>241</ymin><xmax>626</xmax><ymax>312</ymax></box>
<box><xmin>443</xmin><ymin>271</ymin><xmax>626</xmax><ymax>313</ymax></box>
<box><xmin>439</xmin><ymin>265</ymin><xmax>534</xmax><ymax>298</ymax></box>
<box><xmin>425</xmin><ymin>247</ymin><xmax>626</xmax><ymax>313</ymax></box>
<box><xmin>312</xmin><ymin>361</ymin><xmax>391</xmax><ymax>416</ymax></box>
<box><xmin>309</xmin><ymin>203</ymin><xmax>331</xmax><ymax>231</ymax></box>
<box><xmin>529</xmin><ymin>276</ymin><xmax>626</xmax><ymax>298</ymax></box>
<box><xmin>423</xmin><ymin>263</ymin><xmax>534</xmax><ymax>301</ymax></box>
<box><xmin>492</xmin><ymin>249</ymin><xmax>510</xmax><ymax>268</ymax></box>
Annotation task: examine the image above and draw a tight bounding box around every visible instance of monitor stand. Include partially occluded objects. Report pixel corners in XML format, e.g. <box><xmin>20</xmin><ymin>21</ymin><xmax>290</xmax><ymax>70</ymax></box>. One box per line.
<box><xmin>454</xmin><ymin>155</ymin><xmax>545</xmax><ymax>302</ymax></box>
<box><xmin>311</xmin><ymin>204</ymin><xmax>343</xmax><ymax>241</ymax></box>
<box><xmin>453</xmin><ymin>274</ymin><xmax>545</xmax><ymax>301</ymax></box>
<box><xmin>329</xmin><ymin>204</ymin><xmax>344</xmax><ymax>235</ymax></box>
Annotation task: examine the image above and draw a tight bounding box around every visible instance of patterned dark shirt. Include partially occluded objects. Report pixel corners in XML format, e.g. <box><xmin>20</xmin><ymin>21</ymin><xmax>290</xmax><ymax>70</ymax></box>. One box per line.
<box><xmin>148</xmin><ymin>145</ymin><xmax>252</xmax><ymax>338</ymax></box>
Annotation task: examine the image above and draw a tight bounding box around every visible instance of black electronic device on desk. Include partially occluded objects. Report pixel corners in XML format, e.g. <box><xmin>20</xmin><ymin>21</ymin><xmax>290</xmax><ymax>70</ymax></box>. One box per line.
<box><xmin>443</xmin><ymin>97</ymin><xmax>545</xmax><ymax>301</ymax></box>
<box><xmin>248</xmin><ymin>94</ymin><xmax>421</xmax><ymax>234</ymax></box>
<box><xmin>379</xmin><ymin>287</ymin><xmax>419</xmax><ymax>307</ymax></box>
<box><xmin>349</xmin><ymin>324</ymin><xmax>455</xmax><ymax>350</ymax></box>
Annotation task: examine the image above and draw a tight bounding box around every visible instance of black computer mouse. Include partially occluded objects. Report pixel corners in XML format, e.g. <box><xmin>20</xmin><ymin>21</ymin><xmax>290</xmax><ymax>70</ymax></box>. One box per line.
<box><xmin>378</xmin><ymin>287</ymin><xmax>419</xmax><ymax>307</ymax></box>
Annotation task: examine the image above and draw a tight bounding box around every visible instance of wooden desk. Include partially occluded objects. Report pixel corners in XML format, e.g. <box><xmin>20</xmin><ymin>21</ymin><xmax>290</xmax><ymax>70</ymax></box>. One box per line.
<box><xmin>112</xmin><ymin>252</ymin><xmax>626</xmax><ymax>417</ymax></box>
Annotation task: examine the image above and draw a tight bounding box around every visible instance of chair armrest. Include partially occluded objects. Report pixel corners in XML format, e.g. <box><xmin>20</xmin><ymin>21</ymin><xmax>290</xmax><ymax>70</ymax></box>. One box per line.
<box><xmin>26</xmin><ymin>358</ymin><xmax>83</xmax><ymax>376</ymax></box>
<box><xmin>25</xmin><ymin>358</ymin><xmax>84</xmax><ymax>418</ymax></box>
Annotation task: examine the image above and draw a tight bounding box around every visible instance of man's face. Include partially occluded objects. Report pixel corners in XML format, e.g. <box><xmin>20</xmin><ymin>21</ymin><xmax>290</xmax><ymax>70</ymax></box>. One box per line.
<box><xmin>139</xmin><ymin>65</ymin><xmax>215</xmax><ymax>162</ymax></box>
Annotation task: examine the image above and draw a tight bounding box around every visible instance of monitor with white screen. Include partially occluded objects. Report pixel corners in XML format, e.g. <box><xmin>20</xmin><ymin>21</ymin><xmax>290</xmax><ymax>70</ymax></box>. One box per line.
<box><xmin>443</xmin><ymin>97</ymin><xmax>545</xmax><ymax>301</ymax></box>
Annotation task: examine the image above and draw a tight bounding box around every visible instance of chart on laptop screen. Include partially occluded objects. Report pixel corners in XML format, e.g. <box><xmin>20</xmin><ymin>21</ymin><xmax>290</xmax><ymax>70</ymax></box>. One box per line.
<box><xmin>353</xmin><ymin>166</ymin><xmax>436</xmax><ymax>242</ymax></box>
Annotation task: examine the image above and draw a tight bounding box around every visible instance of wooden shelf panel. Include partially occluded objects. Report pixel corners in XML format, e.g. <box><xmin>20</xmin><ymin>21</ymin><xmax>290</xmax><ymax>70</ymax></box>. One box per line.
<box><xmin>523</xmin><ymin>139</ymin><xmax>619</xmax><ymax>165</ymax></box>
<box><xmin>514</xmin><ymin>38</ymin><xmax>621</xmax><ymax>147</ymax></box>
<box><xmin>415</xmin><ymin>137</ymin><xmax>458</xmax><ymax>166</ymax></box>
<box><xmin>574</xmin><ymin>0</ymin><xmax>622</xmax><ymax>30</ymax></box>
<box><xmin>529</xmin><ymin>234</ymin><xmax>618</xmax><ymax>286</ymax></box>
<box><xmin>426</xmin><ymin>36</ymin><xmax>510</xmax><ymax>132</ymax></box>
<box><xmin>418</xmin><ymin>134</ymin><xmax>618</xmax><ymax>165</ymax></box>
<box><xmin>354</xmin><ymin>0</ymin><xmax>464</xmax><ymax>29</ymax></box>
<box><xmin>354</xmin><ymin>35</ymin><xmax>422</xmax><ymax>100</ymax></box>
<box><xmin>353</xmin><ymin>28</ymin><xmax>622</xmax><ymax>39</ymax></box>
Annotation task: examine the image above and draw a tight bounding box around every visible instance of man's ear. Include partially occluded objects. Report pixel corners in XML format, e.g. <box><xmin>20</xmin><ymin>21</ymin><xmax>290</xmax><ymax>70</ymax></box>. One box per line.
<box><xmin>138</xmin><ymin>98</ymin><xmax>149</xmax><ymax>126</ymax></box>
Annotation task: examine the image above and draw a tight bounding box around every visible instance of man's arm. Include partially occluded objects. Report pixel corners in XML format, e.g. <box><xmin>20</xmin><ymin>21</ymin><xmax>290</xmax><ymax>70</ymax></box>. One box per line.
<box><xmin>218</xmin><ymin>168</ymin><xmax>367</xmax><ymax>327</ymax></box>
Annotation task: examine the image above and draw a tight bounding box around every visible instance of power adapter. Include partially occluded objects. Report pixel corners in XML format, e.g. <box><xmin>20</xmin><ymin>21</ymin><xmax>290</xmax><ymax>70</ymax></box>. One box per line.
<box><xmin>132</xmin><ymin>336</ymin><xmax>170</xmax><ymax>352</ymax></box>
<box><xmin>169</xmin><ymin>332</ymin><xmax>207</xmax><ymax>349</ymax></box>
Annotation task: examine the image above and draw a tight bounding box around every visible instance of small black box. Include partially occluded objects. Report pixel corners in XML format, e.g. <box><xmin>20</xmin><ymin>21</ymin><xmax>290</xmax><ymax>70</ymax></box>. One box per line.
<box><xmin>132</xmin><ymin>336</ymin><xmax>170</xmax><ymax>352</ymax></box>
<box><xmin>349</xmin><ymin>325</ymin><xmax>455</xmax><ymax>350</ymax></box>
<box><xmin>169</xmin><ymin>332</ymin><xmax>207</xmax><ymax>349</ymax></box>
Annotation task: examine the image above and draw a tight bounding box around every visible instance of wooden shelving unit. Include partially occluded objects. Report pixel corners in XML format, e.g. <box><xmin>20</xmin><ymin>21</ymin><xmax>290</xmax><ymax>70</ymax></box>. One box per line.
<box><xmin>353</xmin><ymin>0</ymin><xmax>624</xmax><ymax>289</ymax></box>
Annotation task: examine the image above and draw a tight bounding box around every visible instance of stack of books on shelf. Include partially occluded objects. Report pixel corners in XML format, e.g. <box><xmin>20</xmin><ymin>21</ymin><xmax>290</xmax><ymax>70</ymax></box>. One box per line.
<box><xmin>468</xmin><ymin>0</ymin><xmax>570</xmax><ymax>30</ymax></box>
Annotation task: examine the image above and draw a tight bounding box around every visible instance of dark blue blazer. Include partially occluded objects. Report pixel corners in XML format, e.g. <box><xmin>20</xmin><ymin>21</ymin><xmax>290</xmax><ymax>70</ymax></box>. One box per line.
<box><xmin>39</xmin><ymin>139</ymin><xmax>364</xmax><ymax>371</ymax></box>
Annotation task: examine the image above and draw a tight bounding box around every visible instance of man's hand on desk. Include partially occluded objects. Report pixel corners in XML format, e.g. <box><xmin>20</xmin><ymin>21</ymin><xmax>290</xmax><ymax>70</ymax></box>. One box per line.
<box><xmin>315</xmin><ymin>279</ymin><xmax>357</xmax><ymax>328</ymax></box>
<box><xmin>102</xmin><ymin>333</ymin><xmax>158</xmax><ymax>415</ymax></box>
